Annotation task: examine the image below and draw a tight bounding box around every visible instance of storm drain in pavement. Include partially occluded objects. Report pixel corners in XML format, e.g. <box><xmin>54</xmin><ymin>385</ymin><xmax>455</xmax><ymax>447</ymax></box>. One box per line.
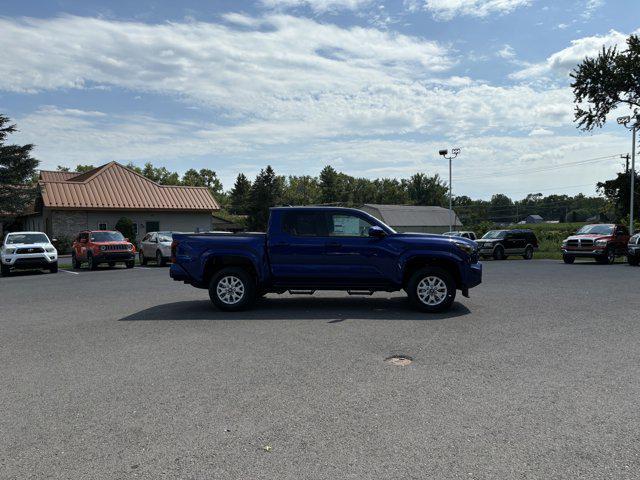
<box><xmin>384</xmin><ymin>355</ymin><xmax>413</xmax><ymax>366</ymax></box>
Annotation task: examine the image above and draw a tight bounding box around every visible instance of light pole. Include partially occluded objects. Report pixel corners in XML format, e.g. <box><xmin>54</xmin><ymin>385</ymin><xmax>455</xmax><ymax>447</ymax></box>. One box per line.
<box><xmin>439</xmin><ymin>147</ymin><xmax>461</xmax><ymax>232</ymax></box>
<box><xmin>617</xmin><ymin>115</ymin><xmax>638</xmax><ymax>233</ymax></box>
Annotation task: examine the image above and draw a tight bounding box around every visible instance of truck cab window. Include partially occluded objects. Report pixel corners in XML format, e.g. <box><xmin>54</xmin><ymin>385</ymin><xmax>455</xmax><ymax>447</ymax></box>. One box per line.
<box><xmin>328</xmin><ymin>214</ymin><xmax>373</xmax><ymax>237</ymax></box>
<box><xmin>282</xmin><ymin>212</ymin><xmax>327</xmax><ymax>237</ymax></box>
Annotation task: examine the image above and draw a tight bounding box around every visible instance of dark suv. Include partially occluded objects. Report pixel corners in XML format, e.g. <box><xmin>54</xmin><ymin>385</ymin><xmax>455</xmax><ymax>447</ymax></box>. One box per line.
<box><xmin>477</xmin><ymin>229</ymin><xmax>538</xmax><ymax>260</ymax></box>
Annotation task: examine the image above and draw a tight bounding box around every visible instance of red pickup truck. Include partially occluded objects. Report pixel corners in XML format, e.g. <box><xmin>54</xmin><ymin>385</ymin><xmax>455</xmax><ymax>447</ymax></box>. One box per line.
<box><xmin>71</xmin><ymin>230</ymin><xmax>136</xmax><ymax>270</ymax></box>
<box><xmin>561</xmin><ymin>224</ymin><xmax>630</xmax><ymax>264</ymax></box>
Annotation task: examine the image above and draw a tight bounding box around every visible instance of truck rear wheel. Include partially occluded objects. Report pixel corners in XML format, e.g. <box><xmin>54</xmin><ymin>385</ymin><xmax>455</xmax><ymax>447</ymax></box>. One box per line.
<box><xmin>406</xmin><ymin>267</ymin><xmax>456</xmax><ymax>313</ymax></box>
<box><xmin>209</xmin><ymin>267</ymin><xmax>256</xmax><ymax>311</ymax></box>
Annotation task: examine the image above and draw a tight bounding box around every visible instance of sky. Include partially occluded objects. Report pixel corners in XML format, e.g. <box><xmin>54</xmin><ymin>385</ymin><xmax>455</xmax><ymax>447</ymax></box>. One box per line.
<box><xmin>0</xmin><ymin>0</ymin><xmax>639</xmax><ymax>200</ymax></box>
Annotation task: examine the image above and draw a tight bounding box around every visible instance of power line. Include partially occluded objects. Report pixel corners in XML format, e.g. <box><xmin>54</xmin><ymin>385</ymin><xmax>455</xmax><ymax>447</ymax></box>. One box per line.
<box><xmin>455</xmin><ymin>154</ymin><xmax>621</xmax><ymax>182</ymax></box>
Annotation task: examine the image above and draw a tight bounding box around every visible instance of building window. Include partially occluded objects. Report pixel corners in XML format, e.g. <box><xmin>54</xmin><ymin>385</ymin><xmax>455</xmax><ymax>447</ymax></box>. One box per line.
<box><xmin>98</xmin><ymin>223</ymin><xmax>107</xmax><ymax>230</ymax></box>
<box><xmin>132</xmin><ymin>223</ymin><xmax>138</xmax><ymax>235</ymax></box>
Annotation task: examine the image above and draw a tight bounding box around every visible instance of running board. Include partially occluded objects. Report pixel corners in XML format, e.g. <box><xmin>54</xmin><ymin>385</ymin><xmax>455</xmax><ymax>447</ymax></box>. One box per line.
<box><xmin>288</xmin><ymin>290</ymin><xmax>316</xmax><ymax>295</ymax></box>
<box><xmin>347</xmin><ymin>290</ymin><xmax>375</xmax><ymax>296</ymax></box>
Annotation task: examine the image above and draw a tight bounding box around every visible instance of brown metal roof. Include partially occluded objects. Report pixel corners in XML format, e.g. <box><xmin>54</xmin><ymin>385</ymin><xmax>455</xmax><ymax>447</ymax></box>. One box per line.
<box><xmin>39</xmin><ymin>170</ymin><xmax>78</xmax><ymax>181</ymax></box>
<box><xmin>39</xmin><ymin>162</ymin><xmax>220</xmax><ymax>211</ymax></box>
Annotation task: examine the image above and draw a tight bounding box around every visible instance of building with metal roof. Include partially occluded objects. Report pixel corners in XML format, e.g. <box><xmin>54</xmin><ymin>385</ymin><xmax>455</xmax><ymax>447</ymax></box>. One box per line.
<box><xmin>20</xmin><ymin>162</ymin><xmax>220</xmax><ymax>241</ymax></box>
<box><xmin>360</xmin><ymin>204</ymin><xmax>462</xmax><ymax>234</ymax></box>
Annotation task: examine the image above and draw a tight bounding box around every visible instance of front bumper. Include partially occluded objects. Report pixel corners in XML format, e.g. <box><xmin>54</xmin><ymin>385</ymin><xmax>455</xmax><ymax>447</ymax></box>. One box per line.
<box><xmin>562</xmin><ymin>248</ymin><xmax>606</xmax><ymax>257</ymax></box>
<box><xmin>628</xmin><ymin>246</ymin><xmax>640</xmax><ymax>257</ymax></box>
<box><xmin>463</xmin><ymin>262</ymin><xmax>482</xmax><ymax>291</ymax></box>
<box><xmin>2</xmin><ymin>253</ymin><xmax>58</xmax><ymax>268</ymax></box>
<box><xmin>93</xmin><ymin>252</ymin><xmax>135</xmax><ymax>262</ymax></box>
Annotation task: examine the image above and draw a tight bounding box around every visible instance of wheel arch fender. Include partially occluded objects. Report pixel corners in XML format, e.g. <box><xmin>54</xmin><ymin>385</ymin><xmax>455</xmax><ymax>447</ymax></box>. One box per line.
<box><xmin>400</xmin><ymin>253</ymin><xmax>462</xmax><ymax>290</ymax></box>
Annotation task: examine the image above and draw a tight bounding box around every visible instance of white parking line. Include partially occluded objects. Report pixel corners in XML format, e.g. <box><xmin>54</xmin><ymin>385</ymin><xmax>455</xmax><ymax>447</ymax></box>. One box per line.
<box><xmin>60</xmin><ymin>269</ymin><xmax>80</xmax><ymax>275</ymax></box>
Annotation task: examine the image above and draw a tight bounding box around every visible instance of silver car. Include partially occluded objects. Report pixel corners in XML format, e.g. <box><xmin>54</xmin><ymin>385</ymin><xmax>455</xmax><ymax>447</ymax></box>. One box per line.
<box><xmin>139</xmin><ymin>231</ymin><xmax>174</xmax><ymax>266</ymax></box>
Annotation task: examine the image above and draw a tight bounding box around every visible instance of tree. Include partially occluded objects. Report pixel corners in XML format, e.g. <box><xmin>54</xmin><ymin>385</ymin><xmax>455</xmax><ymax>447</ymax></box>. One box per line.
<box><xmin>281</xmin><ymin>175</ymin><xmax>321</xmax><ymax>206</ymax></box>
<box><xmin>0</xmin><ymin>115</ymin><xmax>40</xmax><ymax>215</ymax></box>
<box><xmin>75</xmin><ymin>164</ymin><xmax>95</xmax><ymax>173</ymax></box>
<box><xmin>319</xmin><ymin>166</ymin><xmax>343</xmax><ymax>204</ymax></box>
<box><xmin>228</xmin><ymin>173</ymin><xmax>252</xmax><ymax>215</ymax></box>
<box><xmin>404</xmin><ymin>173</ymin><xmax>448</xmax><ymax>206</ymax></box>
<box><xmin>571</xmin><ymin>34</ymin><xmax>640</xmax><ymax>130</ymax></box>
<box><xmin>247</xmin><ymin>166</ymin><xmax>282</xmax><ymax>230</ymax></box>
<box><xmin>597</xmin><ymin>170</ymin><xmax>640</xmax><ymax>220</ymax></box>
<box><xmin>115</xmin><ymin>217</ymin><xmax>136</xmax><ymax>242</ymax></box>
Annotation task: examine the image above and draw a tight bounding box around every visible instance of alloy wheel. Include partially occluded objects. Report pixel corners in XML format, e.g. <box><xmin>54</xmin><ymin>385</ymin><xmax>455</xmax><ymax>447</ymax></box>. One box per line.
<box><xmin>416</xmin><ymin>276</ymin><xmax>448</xmax><ymax>306</ymax></box>
<box><xmin>216</xmin><ymin>275</ymin><xmax>245</xmax><ymax>305</ymax></box>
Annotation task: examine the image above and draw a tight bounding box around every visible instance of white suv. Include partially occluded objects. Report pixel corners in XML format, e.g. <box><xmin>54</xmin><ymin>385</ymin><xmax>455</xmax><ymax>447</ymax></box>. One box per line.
<box><xmin>1</xmin><ymin>231</ymin><xmax>58</xmax><ymax>276</ymax></box>
<box><xmin>139</xmin><ymin>231</ymin><xmax>175</xmax><ymax>266</ymax></box>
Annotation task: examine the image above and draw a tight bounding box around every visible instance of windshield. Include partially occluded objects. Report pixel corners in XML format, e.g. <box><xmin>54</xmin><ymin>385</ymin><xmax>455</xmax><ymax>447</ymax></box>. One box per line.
<box><xmin>158</xmin><ymin>232</ymin><xmax>173</xmax><ymax>242</ymax></box>
<box><xmin>576</xmin><ymin>225</ymin><xmax>613</xmax><ymax>235</ymax></box>
<box><xmin>482</xmin><ymin>230</ymin><xmax>506</xmax><ymax>239</ymax></box>
<box><xmin>91</xmin><ymin>231</ymin><xmax>125</xmax><ymax>242</ymax></box>
<box><xmin>6</xmin><ymin>233</ymin><xmax>49</xmax><ymax>244</ymax></box>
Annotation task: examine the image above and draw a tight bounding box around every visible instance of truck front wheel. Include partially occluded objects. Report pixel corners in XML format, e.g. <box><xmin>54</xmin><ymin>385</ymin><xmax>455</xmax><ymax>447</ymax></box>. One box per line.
<box><xmin>406</xmin><ymin>267</ymin><xmax>456</xmax><ymax>313</ymax></box>
<box><xmin>209</xmin><ymin>267</ymin><xmax>256</xmax><ymax>311</ymax></box>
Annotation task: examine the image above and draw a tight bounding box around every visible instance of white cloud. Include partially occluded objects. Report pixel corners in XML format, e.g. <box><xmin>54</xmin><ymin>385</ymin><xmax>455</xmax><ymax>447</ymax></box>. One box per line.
<box><xmin>583</xmin><ymin>0</ymin><xmax>604</xmax><ymax>19</ymax></box>
<box><xmin>420</xmin><ymin>0</ymin><xmax>532</xmax><ymax>21</ymax></box>
<box><xmin>260</xmin><ymin>0</ymin><xmax>373</xmax><ymax>12</ymax></box>
<box><xmin>497</xmin><ymin>44</ymin><xmax>516</xmax><ymax>59</ymax></box>
<box><xmin>1</xmin><ymin>13</ymin><xmax>622</xmax><ymax>198</ymax></box>
<box><xmin>511</xmin><ymin>29</ymin><xmax>638</xmax><ymax>80</ymax></box>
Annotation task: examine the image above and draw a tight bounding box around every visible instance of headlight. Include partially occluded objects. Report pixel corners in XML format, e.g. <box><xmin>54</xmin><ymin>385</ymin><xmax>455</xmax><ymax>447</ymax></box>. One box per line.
<box><xmin>453</xmin><ymin>240</ymin><xmax>475</xmax><ymax>255</ymax></box>
<box><xmin>562</xmin><ymin>240</ymin><xmax>568</xmax><ymax>247</ymax></box>
<box><xmin>595</xmin><ymin>239</ymin><xmax>608</xmax><ymax>246</ymax></box>
<box><xmin>100</xmin><ymin>245</ymin><xmax>107</xmax><ymax>251</ymax></box>
<box><xmin>127</xmin><ymin>243</ymin><xmax>133</xmax><ymax>251</ymax></box>
<box><xmin>45</xmin><ymin>246</ymin><xmax>56</xmax><ymax>253</ymax></box>
<box><xmin>4</xmin><ymin>247</ymin><xmax>16</xmax><ymax>255</ymax></box>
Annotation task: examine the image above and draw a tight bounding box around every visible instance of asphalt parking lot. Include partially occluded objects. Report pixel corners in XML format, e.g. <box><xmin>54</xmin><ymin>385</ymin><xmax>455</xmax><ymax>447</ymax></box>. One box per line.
<box><xmin>1</xmin><ymin>260</ymin><xmax>639</xmax><ymax>479</ymax></box>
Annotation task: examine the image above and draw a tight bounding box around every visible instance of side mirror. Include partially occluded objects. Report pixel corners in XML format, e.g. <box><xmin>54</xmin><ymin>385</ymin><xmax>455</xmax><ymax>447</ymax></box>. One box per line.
<box><xmin>125</xmin><ymin>238</ymin><xmax>130</xmax><ymax>242</ymax></box>
<box><xmin>368</xmin><ymin>226</ymin><xmax>386</xmax><ymax>238</ymax></box>
<box><xmin>51</xmin><ymin>238</ymin><xmax>58</xmax><ymax>243</ymax></box>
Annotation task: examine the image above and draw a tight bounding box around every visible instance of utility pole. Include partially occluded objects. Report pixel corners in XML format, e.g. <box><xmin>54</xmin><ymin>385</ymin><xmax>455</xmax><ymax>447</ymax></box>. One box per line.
<box><xmin>617</xmin><ymin>116</ymin><xmax>638</xmax><ymax>233</ymax></box>
<box><xmin>438</xmin><ymin>148</ymin><xmax>461</xmax><ymax>232</ymax></box>
<box><xmin>621</xmin><ymin>153</ymin><xmax>630</xmax><ymax>174</ymax></box>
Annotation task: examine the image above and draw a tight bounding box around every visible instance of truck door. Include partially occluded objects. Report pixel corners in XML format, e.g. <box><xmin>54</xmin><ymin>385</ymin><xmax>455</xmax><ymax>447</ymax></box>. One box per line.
<box><xmin>322</xmin><ymin>211</ymin><xmax>394</xmax><ymax>285</ymax></box>
<box><xmin>268</xmin><ymin>210</ymin><xmax>329</xmax><ymax>283</ymax></box>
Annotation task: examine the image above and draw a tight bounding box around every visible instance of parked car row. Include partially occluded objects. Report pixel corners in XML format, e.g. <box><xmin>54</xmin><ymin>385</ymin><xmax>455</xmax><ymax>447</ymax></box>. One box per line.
<box><xmin>0</xmin><ymin>229</ymin><xmax>178</xmax><ymax>276</ymax></box>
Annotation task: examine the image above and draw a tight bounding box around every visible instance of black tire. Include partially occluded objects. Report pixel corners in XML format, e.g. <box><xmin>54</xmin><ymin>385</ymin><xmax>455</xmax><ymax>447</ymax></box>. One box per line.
<box><xmin>49</xmin><ymin>262</ymin><xmax>58</xmax><ymax>273</ymax></box>
<box><xmin>523</xmin><ymin>246</ymin><xmax>534</xmax><ymax>260</ymax></box>
<box><xmin>493</xmin><ymin>246</ymin><xmax>506</xmax><ymax>261</ymax></box>
<box><xmin>406</xmin><ymin>266</ymin><xmax>456</xmax><ymax>313</ymax></box>
<box><xmin>597</xmin><ymin>248</ymin><xmax>615</xmax><ymax>265</ymax></box>
<box><xmin>562</xmin><ymin>254</ymin><xmax>575</xmax><ymax>264</ymax></box>
<box><xmin>139</xmin><ymin>251</ymin><xmax>147</xmax><ymax>265</ymax></box>
<box><xmin>87</xmin><ymin>253</ymin><xmax>98</xmax><ymax>270</ymax></box>
<box><xmin>156</xmin><ymin>250</ymin><xmax>166</xmax><ymax>267</ymax></box>
<box><xmin>209</xmin><ymin>267</ymin><xmax>256</xmax><ymax>312</ymax></box>
<box><xmin>628</xmin><ymin>255</ymin><xmax>639</xmax><ymax>266</ymax></box>
<box><xmin>72</xmin><ymin>253</ymin><xmax>82</xmax><ymax>269</ymax></box>
<box><xmin>1</xmin><ymin>264</ymin><xmax>10</xmax><ymax>277</ymax></box>
<box><xmin>125</xmin><ymin>260</ymin><xmax>135</xmax><ymax>269</ymax></box>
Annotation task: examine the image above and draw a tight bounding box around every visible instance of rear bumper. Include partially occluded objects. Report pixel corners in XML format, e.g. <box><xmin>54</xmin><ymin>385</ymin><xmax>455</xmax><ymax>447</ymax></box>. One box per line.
<box><xmin>170</xmin><ymin>263</ymin><xmax>191</xmax><ymax>283</ymax></box>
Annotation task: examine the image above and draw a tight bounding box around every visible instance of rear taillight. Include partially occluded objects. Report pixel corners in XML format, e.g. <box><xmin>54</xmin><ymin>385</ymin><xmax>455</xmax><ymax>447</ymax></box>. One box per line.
<box><xmin>171</xmin><ymin>240</ymin><xmax>178</xmax><ymax>263</ymax></box>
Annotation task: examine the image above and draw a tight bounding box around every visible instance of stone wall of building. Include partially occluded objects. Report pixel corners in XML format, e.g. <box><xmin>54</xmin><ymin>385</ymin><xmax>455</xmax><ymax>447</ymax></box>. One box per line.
<box><xmin>51</xmin><ymin>210</ymin><xmax>89</xmax><ymax>239</ymax></box>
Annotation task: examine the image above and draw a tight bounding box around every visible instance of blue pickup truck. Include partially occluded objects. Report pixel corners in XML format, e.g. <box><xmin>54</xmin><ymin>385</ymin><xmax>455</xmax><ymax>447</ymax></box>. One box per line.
<box><xmin>170</xmin><ymin>207</ymin><xmax>482</xmax><ymax>312</ymax></box>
